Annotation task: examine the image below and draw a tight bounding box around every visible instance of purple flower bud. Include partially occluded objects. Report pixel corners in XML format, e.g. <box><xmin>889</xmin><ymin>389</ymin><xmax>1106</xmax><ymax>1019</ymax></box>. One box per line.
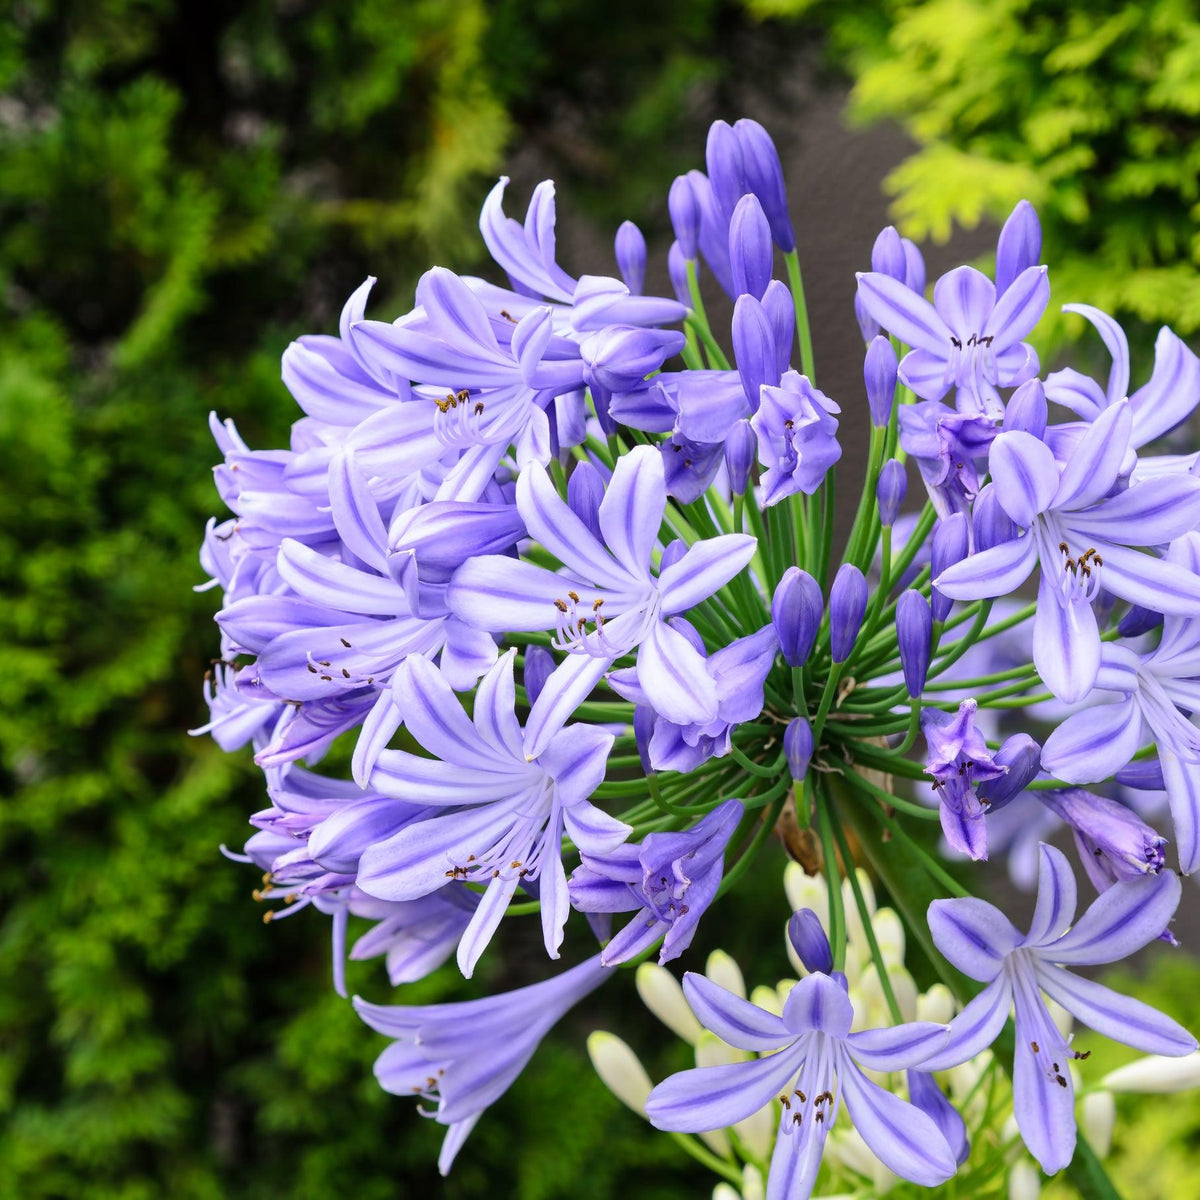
<box><xmin>930</xmin><ymin>513</ymin><xmax>969</xmax><ymax>622</ymax></box>
<box><xmin>854</xmin><ymin>291</ymin><xmax>881</xmax><ymax>343</ymax></box>
<box><xmin>977</xmin><ymin>733</ymin><xmax>1042</xmax><ymax>811</ymax></box>
<box><xmin>902</xmin><ymin>238</ymin><xmax>926</xmax><ymax>293</ymax></box>
<box><xmin>660</xmin><ymin>537</ymin><xmax>688</xmax><ymax>575</ymax></box>
<box><xmin>732</xmin><ymin>293</ymin><xmax>777</xmax><ymax>408</ymax></box>
<box><xmin>734</xmin><ymin>117</ymin><xmax>794</xmax><ymax>252</ymax></box>
<box><xmin>784</xmin><ymin>717</ymin><xmax>814</xmax><ymax>784</ymax></box>
<box><xmin>614</xmin><ymin>220</ymin><xmax>647</xmax><ymax>295</ymax></box>
<box><xmin>524</xmin><ymin>645</ymin><xmax>555</xmax><ymax>708</ymax></box>
<box><xmin>1003</xmin><ymin>378</ymin><xmax>1047</xmax><ymax>438</ymax></box>
<box><xmin>667</xmin><ymin>614</ymin><xmax>707</xmax><ymax>657</ymax></box>
<box><xmin>829</xmin><ymin>563</ymin><xmax>868</xmax><ymax>663</ymax></box>
<box><xmin>970</xmin><ymin>482</ymin><xmax>1018</xmax><ymax>554</ymax></box>
<box><xmin>876</xmin><ymin>458</ymin><xmax>907</xmax><ymax>527</ymax></box>
<box><xmin>724</xmin><ymin>419</ymin><xmax>756</xmax><ymax>495</ymax></box>
<box><xmin>728</xmin><ymin>193</ymin><xmax>773</xmax><ymax>300</ymax></box>
<box><xmin>896</xmin><ymin>590</ymin><xmax>932</xmax><ymax>697</ymax></box>
<box><xmin>760</xmin><ymin>279</ymin><xmax>795</xmax><ymax>376</ymax></box>
<box><xmin>705</xmin><ymin>119</ymin><xmax>746</xmax><ymax>221</ymax></box>
<box><xmin>772</xmin><ymin>567</ymin><xmax>823</xmax><ymax>667</ymax></box>
<box><xmin>581</xmin><ymin>326</ymin><xmax>687</xmax><ymax>394</ymax></box>
<box><xmin>668</xmin><ymin>177</ymin><xmax>701</xmax><ymax>259</ymax></box>
<box><xmin>1039</xmin><ymin>788</ymin><xmax>1166</xmax><ymax>893</ymax></box>
<box><xmin>667</xmin><ymin>241</ymin><xmax>691</xmax><ymax>306</ymax></box>
<box><xmin>907</xmin><ymin>1072</ymin><xmax>969</xmax><ymax>1166</ymax></box>
<box><xmin>787</xmin><ymin>907</ymin><xmax>832</xmax><ymax>974</ymax></box>
<box><xmin>1118</xmin><ymin>603</ymin><xmax>1164</xmax><ymax>638</ymax></box>
<box><xmin>567</xmin><ymin>461</ymin><xmax>605</xmax><ymax>542</ymax></box>
<box><xmin>864</xmin><ymin>334</ymin><xmax>899</xmax><ymax>427</ymax></box>
<box><xmin>995</xmin><ymin>199</ymin><xmax>1042</xmax><ymax>296</ymax></box>
<box><xmin>871</xmin><ymin>226</ymin><xmax>907</xmax><ymax>281</ymax></box>
<box><xmin>591</xmin><ymin>383</ymin><xmax>618</xmax><ymax>437</ymax></box>
<box><xmin>634</xmin><ymin>704</ymin><xmax>655</xmax><ymax>774</ymax></box>
<box><xmin>1115</xmin><ymin>757</ymin><xmax>1166</xmax><ymax>790</ymax></box>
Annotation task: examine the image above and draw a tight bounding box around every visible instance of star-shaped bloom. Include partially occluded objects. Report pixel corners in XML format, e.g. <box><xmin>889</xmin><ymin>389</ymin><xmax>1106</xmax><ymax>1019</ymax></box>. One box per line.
<box><xmin>923</xmin><ymin>845</ymin><xmax>1195</xmax><ymax>1174</ymax></box>
<box><xmin>356</xmin><ymin>651</ymin><xmax>630</xmax><ymax>976</ymax></box>
<box><xmin>934</xmin><ymin>402</ymin><xmax>1200</xmax><ymax>703</ymax></box>
<box><xmin>751</xmin><ymin>370</ymin><xmax>842</xmax><ymax>505</ymax></box>
<box><xmin>645</xmin><ymin>969</ymin><xmax>956</xmax><ymax>1199</ymax></box>
<box><xmin>446</xmin><ymin>445</ymin><xmax>757</xmax><ymax>755</ymax></box>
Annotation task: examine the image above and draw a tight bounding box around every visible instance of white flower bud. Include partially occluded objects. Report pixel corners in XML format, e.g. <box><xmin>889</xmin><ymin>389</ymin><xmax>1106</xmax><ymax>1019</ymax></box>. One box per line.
<box><xmin>1101</xmin><ymin>1050</ymin><xmax>1200</xmax><ymax>1093</ymax></box>
<box><xmin>918</xmin><ymin>983</ymin><xmax>957</xmax><ymax>1026</ymax></box>
<box><xmin>1008</xmin><ymin>1158</ymin><xmax>1041</xmax><ymax>1200</ymax></box>
<box><xmin>636</xmin><ymin>963</ymin><xmax>702</xmax><ymax>1044</ymax></box>
<box><xmin>712</xmin><ymin>1186</ymin><xmax>741</xmax><ymax>1200</ymax></box>
<box><xmin>872</xmin><ymin>907</ymin><xmax>906</xmax><ymax>967</ymax></box>
<box><xmin>706</xmin><ymin>949</ymin><xmax>746</xmax><ymax>999</ymax></box>
<box><xmin>1080</xmin><ymin>1091</ymin><xmax>1115</xmax><ymax>1158</ymax></box>
<box><xmin>587</xmin><ymin>1032</ymin><xmax>652</xmax><ymax>1117</ymax></box>
<box><xmin>740</xmin><ymin>1165</ymin><xmax>765</xmax><ymax>1200</ymax></box>
<box><xmin>750</xmin><ymin>984</ymin><xmax>784</xmax><ymax>1017</ymax></box>
<box><xmin>1046</xmin><ymin>996</ymin><xmax>1073</xmax><ymax>1039</ymax></box>
<box><xmin>783</xmin><ymin>863</ymin><xmax>828</xmax><ymax>925</ymax></box>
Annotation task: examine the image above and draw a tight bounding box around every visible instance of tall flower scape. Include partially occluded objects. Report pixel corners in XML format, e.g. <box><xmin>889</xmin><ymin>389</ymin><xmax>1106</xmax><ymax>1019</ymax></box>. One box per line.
<box><xmin>197</xmin><ymin>119</ymin><xmax>1200</xmax><ymax>1196</ymax></box>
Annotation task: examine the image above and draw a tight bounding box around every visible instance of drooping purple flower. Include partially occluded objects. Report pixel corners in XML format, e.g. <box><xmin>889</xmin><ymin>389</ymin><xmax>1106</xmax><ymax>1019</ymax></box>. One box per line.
<box><xmin>356</xmin><ymin>651</ymin><xmax>629</xmax><ymax>975</ymax></box>
<box><xmin>977</xmin><ymin>733</ymin><xmax>1042</xmax><ymax>811</ymax></box>
<box><xmin>446</xmin><ymin>446</ymin><xmax>757</xmax><ymax>754</ymax></box>
<box><xmin>924</xmin><ymin>845</ymin><xmax>1195</xmax><ymax>1173</ymax></box>
<box><xmin>829</xmin><ymin>563</ymin><xmax>867</xmax><ymax>663</ymax></box>
<box><xmin>645</xmin><ymin>971</ymin><xmax>956</xmax><ymax>1198</ymax></box>
<box><xmin>856</xmin><ymin>262</ymin><xmax>1048</xmax><ymax>417</ymax></box>
<box><xmin>935</xmin><ymin>403</ymin><xmax>1200</xmax><ymax>703</ymax></box>
<box><xmin>773</xmin><ymin>567</ymin><xmax>824</xmax><ymax>668</ymax></box>
<box><xmin>355</xmin><ymin>952</ymin><xmax>611</xmax><ymax>1175</ymax></box>
<box><xmin>751</xmin><ymin>370</ymin><xmax>842</xmax><ymax>505</ymax></box>
<box><xmin>569</xmin><ymin>799</ymin><xmax>743</xmax><ymax>965</ymax></box>
<box><xmin>898</xmin><ymin>400</ymin><xmax>996</xmax><ymax>523</ymax></box>
<box><xmin>922</xmin><ymin>699</ymin><xmax>1006</xmax><ymax>861</ymax></box>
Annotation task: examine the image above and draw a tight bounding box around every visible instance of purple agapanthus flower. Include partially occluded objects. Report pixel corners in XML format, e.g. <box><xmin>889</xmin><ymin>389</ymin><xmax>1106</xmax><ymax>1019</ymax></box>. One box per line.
<box><xmin>935</xmin><ymin>402</ymin><xmax>1200</xmax><ymax>703</ymax></box>
<box><xmin>898</xmin><ymin>399</ymin><xmax>997</xmax><ymax>523</ymax></box>
<box><xmin>569</xmin><ymin>798</ymin><xmax>743</xmax><ymax>965</ymax></box>
<box><xmin>923</xmin><ymin>844</ymin><xmax>1196</xmax><ymax>1173</ymax></box>
<box><xmin>856</xmin><ymin>261</ymin><xmax>1048</xmax><ymax>417</ymax></box>
<box><xmin>355</xmin><ymin>651</ymin><xmax>629</xmax><ymax>976</ymax></box>
<box><xmin>750</xmin><ymin>370</ymin><xmax>842</xmax><ymax>504</ymax></box>
<box><xmin>645</xmin><ymin>970</ymin><xmax>956</xmax><ymax>1198</ymax></box>
<box><xmin>446</xmin><ymin>445</ymin><xmax>757</xmax><ymax>755</ymax></box>
<box><xmin>355</xmin><ymin>952</ymin><xmax>610</xmax><ymax>1175</ymax></box>
<box><xmin>1041</xmin><ymin>532</ymin><xmax>1200</xmax><ymax>871</ymax></box>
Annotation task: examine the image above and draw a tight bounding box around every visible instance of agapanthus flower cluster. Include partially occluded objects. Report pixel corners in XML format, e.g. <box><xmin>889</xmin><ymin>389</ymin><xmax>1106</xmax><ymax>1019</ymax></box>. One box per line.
<box><xmin>197</xmin><ymin>116</ymin><xmax>1200</xmax><ymax>1193</ymax></box>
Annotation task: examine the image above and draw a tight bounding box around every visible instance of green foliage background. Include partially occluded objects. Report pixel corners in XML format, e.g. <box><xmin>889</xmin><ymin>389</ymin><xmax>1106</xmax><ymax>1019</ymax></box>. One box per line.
<box><xmin>1</xmin><ymin>1</ymin><xmax>1198</xmax><ymax>1197</ymax></box>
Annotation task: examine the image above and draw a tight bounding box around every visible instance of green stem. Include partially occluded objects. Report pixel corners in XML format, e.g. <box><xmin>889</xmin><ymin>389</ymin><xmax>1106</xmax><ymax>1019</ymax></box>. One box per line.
<box><xmin>784</xmin><ymin>249</ymin><xmax>815</xmax><ymax>380</ymax></box>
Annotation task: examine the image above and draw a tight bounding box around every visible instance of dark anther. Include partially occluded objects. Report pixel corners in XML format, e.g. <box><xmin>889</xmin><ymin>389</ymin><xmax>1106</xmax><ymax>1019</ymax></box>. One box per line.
<box><xmin>340</xmin><ymin>637</ymin><xmax>352</xmax><ymax>648</ymax></box>
<box><xmin>474</xmin><ymin>402</ymin><xmax>485</xmax><ymax>415</ymax></box>
<box><xmin>568</xmin><ymin>590</ymin><xmax>580</xmax><ymax>603</ymax></box>
<box><xmin>341</xmin><ymin>668</ymin><xmax>351</xmax><ymax>678</ymax></box>
<box><xmin>950</xmin><ymin>336</ymin><xmax>963</xmax><ymax>349</ymax></box>
<box><xmin>307</xmin><ymin>664</ymin><xmax>318</xmax><ymax>673</ymax></box>
<box><xmin>320</xmin><ymin>675</ymin><xmax>332</xmax><ymax>681</ymax></box>
<box><xmin>554</xmin><ymin>598</ymin><xmax>569</xmax><ymax>613</ymax></box>
<box><xmin>500</xmin><ymin>309</ymin><xmax>516</xmax><ymax>322</ymax></box>
<box><xmin>1031</xmin><ymin>1041</ymin><xmax>1040</xmax><ymax>1053</ymax></box>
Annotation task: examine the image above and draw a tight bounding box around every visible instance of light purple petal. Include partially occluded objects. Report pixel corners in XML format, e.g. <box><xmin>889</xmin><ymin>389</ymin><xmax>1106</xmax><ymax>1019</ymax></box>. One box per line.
<box><xmin>1129</xmin><ymin>326</ymin><xmax>1200</xmax><ymax>446</ymax></box>
<box><xmin>765</xmin><ymin>1108</ymin><xmax>827</xmax><ymax>1200</ymax></box>
<box><xmin>681</xmin><ymin>973</ymin><xmax>795</xmax><ymax>1051</ymax></box>
<box><xmin>781</xmin><ymin>972</ymin><xmax>854</xmax><ymax>1037</ymax></box>
<box><xmin>1032</xmin><ymin>570</ymin><xmax>1101</xmax><ymax>705</ymax></box>
<box><xmin>932</xmin><ymin>532</ymin><xmax>1038</xmax><ymax>601</ymax></box>
<box><xmin>352</xmin><ymin>688</ymin><xmax>404</xmax><ymax>787</ymax></box>
<box><xmin>989</xmin><ymin>431</ymin><xmax>1059</xmax><ymax>526</ymax></box>
<box><xmin>899</xmin><ymin>347</ymin><xmax>953</xmax><ymax>402</ymax></box>
<box><xmin>984</xmin><ymin>265</ymin><xmax>1049</xmax><ymax>348</ymax></box>
<box><xmin>417</xmin><ymin>267</ymin><xmax>502</xmax><ymax>357</ymax></box>
<box><xmin>939</xmin><ymin>793</ymin><xmax>989</xmax><ymax>862</ymax></box>
<box><xmin>457</xmin><ymin>872</ymin><xmax>521</xmax><ymax>978</ymax></box>
<box><xmin>638</xmin><ymin>619</ymin><xmax>719</xmax><ymax>726</ymax></box>
<box><xmin>394</xmin><ymin>654</ymin><xmax>507</xmax><ymax>771</ymax></box>
<box><xmin>538</xmin><ymin>842</ymin><xmax>570</xmax><ymax>962</ymax></box>
<box><xmin>836</xmin><ymin>1051</ymin><xmax>957</xmax><ymax>1186</ymax></box>
<box><xmin>1052</xmin><ymin>401</ymin><xmax>1132</xmax><ymax>512</ymax></box>
<box><xmin>329</xmin><ymin>452</ymin><xmax>388</xmax><ymax>571</ymax></box>
<box><xmin>1025</xmin><ymin>843</ymin><xmax>1079</xmax><ymax>946</ymax></box>
<box><xmin>1062</xmin><ymin>303</ymin><xmax>1129</xmax><ymax>404</ymax></box>
<box><xmin>447</xmin><ymin>556</ymin><xmax>592</xmax><ymax>632</ymax></box>
<box><xmin>562</xmin><ymin>801</ymin><xmax>632</xmax><ymax>855</ymax></box>
<box><xmin>1043</xmin><ymin>869</ymin><xmax>1181</xmax><ymax>965</ymax></box>
<box><xmin>1011</xmin><ymin>990</ymin><xmax>1077</xmax><ymax>1174</ymax></box>
<box><xmin>1162</xmin><ymin>749</ymin><xmax>1200</xmax><ymax>874</ymax></box>
<box><xmin>919</xmin><ymin>976</ymin><xmax>1013</xmax><ymax>1071</ymax></box>
<box><xmin>927</xmin><ymin>897</ymin><xmax>1019</xmax><ymax>982</ymax></box>
<box><xmin>598</xmin><ymin>445</ymin><xmax>666</xmax><ymax>579</ymax></box>
<box><xmin>1040</xmin><ymin>697</ymin><xmax>1143</xmax><ymax>784</ymax></box>
<box><xmin>438</xmin><ymin>621</ymin><xmax>499</xmax><ymax>691</ymax></box>
<box><xmin>645</xmin><ymin>1048</ymin><xmax>802</xmax><ymax>1132</ymax></box>
<box><xmin>659</xmin><ymin>534</ymin><xmax>758</xmax><ymax>614</ymax></box>
<box><xmin>277</xmin><ymin>538</ymin><xmax>406</xmax><ymax>616</ymax></box>
<box><xmin>1080</xmin><ymin>542</ymin><xmax>1200</xmax><ymax>616</ymax></box>
<box><xmin>855</xmin><ymin>272</ymin><xmax>952</xmax><ymax>354</ymax></box>
<box><xmin>369</xmin><ymin>752</ymin><xmax>529</xmax><ymax>805</ymax></box>
<box><xmin>1070</xmin><ymin>475</ymin><xmax>1200</xmax><ymax>547</ymax></box>
<box><xmin>523</xmin><ymin>650</ymin><xmax>614</xmax><ymax>759</ymax></box>
<box><xmin>933</xmin><ymin>266</ymin><xmax>995</xmax><ymax>337</ymax></box>
<box><xmin>472</xmin><ymin>649</ymin><xmax>524</xmax><ymax>759</ymax></box>
<box><xmin>846</xmin><ymin>1021</ymin><xmax>950</xmax><ymax>1072</ymax></box>
<box><xmin>536</xmin><ymin>722</ymin><xmax>615</xmax><ymax>807</ymax></box>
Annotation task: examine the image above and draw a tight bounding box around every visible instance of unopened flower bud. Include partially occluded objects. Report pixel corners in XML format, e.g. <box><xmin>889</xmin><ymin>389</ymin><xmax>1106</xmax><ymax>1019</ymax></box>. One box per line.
<box><xmin>972</xmin><ymin>482</ymin><xmax>1018</xmax><ymax>553</ymax></box>
<box><xmin>667</xmin><ymin>241</ymin><xmax>691</xmax><ymax>306</ymax></box>
<box><xmin>1115</xmin><ymin>757</ymin><xmax>1166</xmax><ymax>790</ymax></box>
<box><xmin>660</xmin><ymin>537</ymin><xmax>688</xmax><ymax>575</ymax></box>
<box><xmin>581</xmin><ymin>325</ymin><xmax>687</xmax><ymax>394</ymax></box>
<box><xmin>760</xmin><ymin>278</ymin><xmax>795</xmax><ymax>375</ymax></box>
<box><xmin>876</xmin><ymin>458</ymin><xmax>907</xmax><ymax>527</ymax></box>
<box><xmin>787</xmin><ymin>908</ymin><xmax>833</xmax><ymax>975</ymax></box>
<box><xmin>729</xmin><ymin>193</ymin><xmax>773</xmax><ymax>300</ymax></box>
<box><xmin>930</xmin><ymin>512</ymin><xmax>969</xmax><ymax>622</ymax></box>
<box><xmin>907</xmin><ymin>1071</ymin><xmax>970</xmax><ymax>1165</ymax></box>
<box><xmin>587</xmin><ymin>1032</ymin><xmax>653</xmax><ymax>1116</ymax></box>
<box><xmin>567</xmin><ymin>460</ymin><xmax>605</xmax><ymax>541</ymax></box>
<box><xmin>903</xmin><ymin>238</ymin><xmax>926</xmax><ymax>293</ymax></box>
<box><xmin>635</xmin><ymin>963</ymin><xmax>702</xmax><ymax>1043</ymax></box>
<box><xmin>614</xmin><ymin>220</ymin><xmax>647</xmax><ymax>295</ymax></box>
<box><xmin>1118</xmin><ymin>603</ymin><xmax>1163</xmax><ymax>638</ymax></box>
<box><xmin>977</xmin><ymin>733</ymin><xmax>1042</xmax><ymax>811</ymax></box>
<box><xmin>669</xmin><ymin>177</ymin><xmax>701</xmax><ymax>259</ymax></box>
<box><xmin>1008</xmin><ymin>1159</ymin><xmax>1041</xmax><ymax>1200</ymax></box>
<box><xmin>1003</xmin><ymin>378</ymin><xmax>1047</xmax><ymax>438</ymax></box>
<box><xmin>917</xmin><ymin>983</ymin><xmax>956</xmax><ymax>1026</ymax></box>
<box><xmin>1080</xmin><ymin>1090</ymin><xmax>1115</xmax><ymax>1158</ymax></box>
<box><xmin>724</xmin><ymin>419</ymin><xmax>757</xmax><ymax>495</ymax></box>
<box><xmin>732</xmin><ymin>293</ymin><xmax>777</xmax><ymax>407</ymax></box>
<box><xmin>855</xmin><ymin>291</ymin><xmax>881</xmax><ymax>343</ymax></box>
<box><xmin>871</xmin><ymin>225</ymin><xmax>907</xmax><ymax>281</ymax></box>
<box><xmin>705</xmin><ymin>949</ymin><xmax>746</xmax><ymax>998</ymax></box>
<box><xmin>864</xmin><ymin>334</ymin><xmax>899</xmax><ymax>427</ymax></box>
<box><xmin>784</xmin><ymin>717</ymin><xmax>813</xmax><ymax>782</ymax></box>
<box><xmin>1101</xmin><ymin>1050</ymin><xmax>1200</xmax><ymax>1093</ymax></box>
<box><xmin>772</xmin><ymin>567</ymin><xmax>823</xmax><ymax>667</ymax></box>
<box><xmin>705</xmin><ymin>119</ymin><xmax>746</xmax><ymax>221</ymax></box>
<box><xmin>996</xmin><ymin>200</ymin><xmax>1042</xmax><ymax>296</ymax></box>
<box><xmin>735</xmin><ymin>118</ymin><xmax>794</xmax><ymax>252</ymax></box>
<box><xmin>523</xmin><ymin>645</ymin><xmax>555</xmax><ymax>708</ymax></box>
<box><xmin>633</xmin><ymin>704</ymin><xmax>655</xmax><ymax>775</ymax></box>
<box><xmin>896</xmin><ymin>590</ymin><xmax>932</xmax><ymax>698</ymax></box>
<box><xmin>829</xmin><ymin>563</ymin><xmax>868</xmax><ymax>663</ymax></box>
